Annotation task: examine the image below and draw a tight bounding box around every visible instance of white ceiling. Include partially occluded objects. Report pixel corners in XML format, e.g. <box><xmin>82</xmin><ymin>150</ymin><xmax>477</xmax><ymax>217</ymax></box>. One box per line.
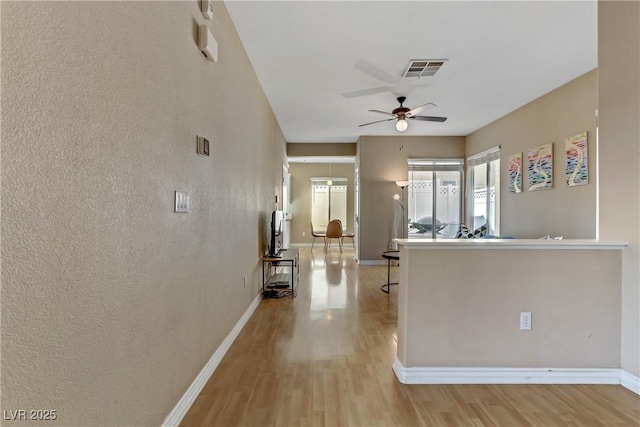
<box><xmin>225</xmin><ymin>1</ymin><xmax>597</xmax><ymax>143</ymax></box>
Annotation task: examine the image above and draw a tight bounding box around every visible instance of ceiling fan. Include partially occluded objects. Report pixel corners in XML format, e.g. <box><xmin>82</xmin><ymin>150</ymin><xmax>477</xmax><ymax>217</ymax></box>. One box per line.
<box><xmin>358</xmin><ymin>96</ymin><xmax>447</xmax><ymax>132</ymax></box>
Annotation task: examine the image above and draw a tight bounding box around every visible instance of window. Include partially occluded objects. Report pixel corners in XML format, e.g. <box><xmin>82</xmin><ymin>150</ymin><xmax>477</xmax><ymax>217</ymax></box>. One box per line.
<box><xmin>311</xmin><ymin>178</ymin><xmax>347</xmax><ymax>231</ymax></box>
<box><xmin>407</xmin><ymin>159</ymin><xmax>464</xmax><ymax>239</ymax></box>
<box><xmin>467</xmin><ymin>147</ymin><xmax>500</xmax><ymax>235</ymax></box>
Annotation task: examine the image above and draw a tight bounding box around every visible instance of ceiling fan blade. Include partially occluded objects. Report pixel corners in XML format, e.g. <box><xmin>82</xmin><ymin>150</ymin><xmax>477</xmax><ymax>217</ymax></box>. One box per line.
<box><xmin>368</xmin><ymin>109</ymin><xmax>395</xmax><ymax>116</ymax></box>
<box><xmin>358</xmin><ymin>118</ymin><xmax>395</xmax><ymax>127</ymax></box>
<box><xmin>409</xmin><ymin>115</ymin><xmax>448</xmax><ymax>123</ymax></box>
<box><xmin>341</xmin><ymin>86</ymin><xmax>392</xmax><ymax>99</ymax></box>
<box><xmin>354</xmin><ymin>59</ymin><xmax>397</xmax><ymax>85</ymax></box>
<box><xmin>408</xmin><ymin>102</ymin><xmax>437</xmax><ymax>116</ymax></box>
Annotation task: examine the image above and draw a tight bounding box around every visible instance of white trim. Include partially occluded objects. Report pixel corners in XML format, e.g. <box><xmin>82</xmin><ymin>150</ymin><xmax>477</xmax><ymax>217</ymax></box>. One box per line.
<box><xmin>357</xmin><ymin>260</ymin><xmax>389</xmax><ymax>266</ymax></box>
<box><xmin>595</xmin><ymin>124</ymin><xmax>599</xmax><ymax>239</ymax></box>
<box><xmin>162</xmin><ymin>292</ymin><xmax>262</xmax><ymax>427</ymax></box>
<box><xmin>393</xmin><ymin>358</ymin><xmax>623</xmax><ymax>386</ymax></box>
<box><xmin>620</xmin><ymin>370</ymin><xmax>640</xmax><ymax>395</ymax></box>
<box><xmin>394</xmin><ymin>238</ymin><xmax>628</xmax><ymax>250</ymax></box>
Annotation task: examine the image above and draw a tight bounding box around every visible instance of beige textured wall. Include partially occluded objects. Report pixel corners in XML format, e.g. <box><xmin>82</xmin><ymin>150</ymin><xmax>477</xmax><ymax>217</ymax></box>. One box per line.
<box><xmin>357</xmin><ymin>136</ymin><xmax>465</xmax><ymax>261</ymax></box>
<box><xmin>288</xmin><ymin>163</ymin><xmax>355</xmax><ymax>244</ymax></box>
<box><xmin>465</xmin><ymin>70</ymin><xmax>598</xmax><ymax>239</ymax></box>
<box><xmin>397</xmin><ymin>247</ymin><xmax>622</xmax><ymax>368</ymax></box>
<box><xmin>598</xmin><ymin>0</ymin><xmax>640</xmax><ymax>377</ymax></box>
<box><xmin>288</xmin><ymin>142</ymin><xmax>357</xmax><ymax>157</ymax></box>
<box><xmin>1</xmin><ymin>2</ymin><xmax>285</xmax><ymax>425</ymax></box>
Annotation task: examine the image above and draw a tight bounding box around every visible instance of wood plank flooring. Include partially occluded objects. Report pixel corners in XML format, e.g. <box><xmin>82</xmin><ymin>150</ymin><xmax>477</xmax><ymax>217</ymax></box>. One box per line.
<box><xmin>181</xmin><ymin>248</ymin><xmax>640</xmax><ymax>427</ymax></box>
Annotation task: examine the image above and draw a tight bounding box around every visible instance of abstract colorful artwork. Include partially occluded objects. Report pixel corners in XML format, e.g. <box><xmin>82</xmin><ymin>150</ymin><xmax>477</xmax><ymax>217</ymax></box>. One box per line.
<box><xmin>565</xmin><ymin>132</ymin><xmax>588</xmax><ymax>186</ymax></box>
<box><xmin>527</xmin><ymin>143</ymin><xmax>553</xmax><ymax>191</ymax></box>
<box><xmin>508</xmin><ymin>152</ymin><xmax>523</xmax><ymax>193</ymax></box>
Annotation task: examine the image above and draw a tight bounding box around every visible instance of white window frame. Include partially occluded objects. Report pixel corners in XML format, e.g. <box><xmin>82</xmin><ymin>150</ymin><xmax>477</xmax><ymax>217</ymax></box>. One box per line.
<box><xmin>407</xmin><ymin>158</ymin><xmax>464</xmax><ymax>239</ymax></box>
<box><xmin>466</xmin><ymin>146</ymin><xmax>500</xmax><ymax>236</ymax></box>
<box><xmin>310</xmin><ymin>177</ymin><xmax>348</xmax><ymax>232</ymax></box>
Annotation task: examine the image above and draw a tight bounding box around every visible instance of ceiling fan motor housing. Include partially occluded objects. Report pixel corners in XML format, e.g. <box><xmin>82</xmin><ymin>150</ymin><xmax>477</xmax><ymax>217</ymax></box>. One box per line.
<box><xmin>392</xmin><ymin>97</ymin><xmax>410</xmax><ymax>117</ymax></box>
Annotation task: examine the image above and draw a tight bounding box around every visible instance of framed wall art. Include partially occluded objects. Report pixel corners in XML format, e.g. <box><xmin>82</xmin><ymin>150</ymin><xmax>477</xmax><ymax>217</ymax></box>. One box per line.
<box><xmin>508</xmin><ymin>152</ymin><xmax>523</xmax><ymax>193</ymax></box>
<box><xmin>528</xmin><ymin>143</ymin><xmax>553</xmax><ymax>191</ymax></box>
<box><xmin>565</xmin><ymin>132</ymin><xmax>588</xmax><ymax>186</ymax></box>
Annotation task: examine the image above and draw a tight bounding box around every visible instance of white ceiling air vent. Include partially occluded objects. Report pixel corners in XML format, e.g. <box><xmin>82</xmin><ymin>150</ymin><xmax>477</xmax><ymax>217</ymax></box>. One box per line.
<box><xmin>402</xmin><ymin>59</ymin><xmax>447</xmax><ymax>78</ymax></box>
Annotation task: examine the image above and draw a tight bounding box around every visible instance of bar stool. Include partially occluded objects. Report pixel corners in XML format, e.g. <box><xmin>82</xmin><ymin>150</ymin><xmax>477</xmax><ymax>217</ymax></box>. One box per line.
<box><xmin>380</xmin><ymin>250</ymin><xmax>400</xmax><ymax>293</ymax></box>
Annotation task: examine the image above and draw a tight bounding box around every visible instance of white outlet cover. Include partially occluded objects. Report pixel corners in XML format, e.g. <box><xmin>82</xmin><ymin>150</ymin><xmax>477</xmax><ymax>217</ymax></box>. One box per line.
<box><xmin>175</xmin><ymin>191</ymin><xmax>189</xmax><ymax>213</ymax></box>
<box><xmin>520</xmin><ymin>312</ymin><xmax>532</xmax><ymax>330</ymax></box>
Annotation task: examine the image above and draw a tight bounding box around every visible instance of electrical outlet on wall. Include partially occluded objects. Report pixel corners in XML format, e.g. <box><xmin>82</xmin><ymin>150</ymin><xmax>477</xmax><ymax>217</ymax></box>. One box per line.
<box><xmin>520</xmin><ymin>312</ymin><xmax>532</xmax><ymax>330</ymax></box>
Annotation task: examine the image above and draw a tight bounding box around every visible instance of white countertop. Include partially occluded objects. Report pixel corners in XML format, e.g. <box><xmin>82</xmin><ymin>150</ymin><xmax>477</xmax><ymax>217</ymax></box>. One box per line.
<box><xmin>394</xmin><ymin>238</ymin><xmax>628</xmax><ymax>250</ymax></box>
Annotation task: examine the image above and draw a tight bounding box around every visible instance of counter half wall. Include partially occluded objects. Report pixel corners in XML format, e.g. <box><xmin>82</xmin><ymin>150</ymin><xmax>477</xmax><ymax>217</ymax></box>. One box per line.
<box><xmin>394</xmin><ymin>239</ymin><xmax>627</xmax><ymax>386</ymax></box>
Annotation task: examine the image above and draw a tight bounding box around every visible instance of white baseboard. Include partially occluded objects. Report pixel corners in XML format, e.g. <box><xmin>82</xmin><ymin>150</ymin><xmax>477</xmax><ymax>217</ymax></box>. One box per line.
<box><xmin>162</xmin><ymin>292</ymin><xmax>262</xmax><ymax>427</ymax></box>
<box><xmin>620</xmin><ymin>370</ymin><xmax>640</xmax><ymax>395</ymax></box>
<box><xmin>357</xmin><ymin>260</ymin><xmax>388</xmax><ymax>265</ymax></box>
<box><xmin>393</xmin><ymin>358</ymin><xmax>625</xmax><ymax>387</ymax></box>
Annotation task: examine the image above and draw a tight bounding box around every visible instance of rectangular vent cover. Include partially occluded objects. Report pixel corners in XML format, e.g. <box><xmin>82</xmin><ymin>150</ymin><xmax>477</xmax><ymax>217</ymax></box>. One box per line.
<box><xmin>403</xmin><ymin>59</ymin><xmax>447</xmax><ymax>78</ymax></box>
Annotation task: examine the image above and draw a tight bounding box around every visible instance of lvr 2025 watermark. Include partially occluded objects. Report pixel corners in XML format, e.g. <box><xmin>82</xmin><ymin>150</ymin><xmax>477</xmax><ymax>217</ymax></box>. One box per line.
<box><xmin>3</xmin><ymin>409</ymin><xmax>57</xmax><ymax>421</ymax></box>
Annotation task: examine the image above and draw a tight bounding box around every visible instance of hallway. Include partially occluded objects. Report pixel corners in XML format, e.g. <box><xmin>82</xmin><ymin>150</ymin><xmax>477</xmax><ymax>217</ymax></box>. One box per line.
<box><xmin>180</xmin><ymin>248</ymin><xmax>639</xmax><ymax>426</ymax></box>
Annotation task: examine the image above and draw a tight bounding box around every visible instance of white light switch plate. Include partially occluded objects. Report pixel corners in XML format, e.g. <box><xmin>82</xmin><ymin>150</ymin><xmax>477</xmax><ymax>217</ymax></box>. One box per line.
<box><xmin>175</xmin><ymin>191</ymin><xmax>189</xmax><ymax>213</ymax></box>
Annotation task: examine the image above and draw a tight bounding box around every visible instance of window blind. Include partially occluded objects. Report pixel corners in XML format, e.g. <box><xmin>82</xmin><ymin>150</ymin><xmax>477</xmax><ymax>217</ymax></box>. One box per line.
<box><xmin>407</xmin><ymin>159</ymin><xmax>464</xmax><ymax>172</ymax></box>
<box><xmin>466</xmin><ymin>146</ymin><xmax>500</xmax><ymax>167</ymax></box>
<box><xmin>310</xmin><ymin>177</ymin><xmax>348</xmax><ymax>186</ymax></box>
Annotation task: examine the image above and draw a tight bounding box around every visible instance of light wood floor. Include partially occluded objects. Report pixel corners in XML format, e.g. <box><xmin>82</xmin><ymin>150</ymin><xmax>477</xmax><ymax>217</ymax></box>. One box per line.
<box><xmin>181</xmin><ymin>247</ymin><xmax>640</xmax><ymax>427</ymax></box>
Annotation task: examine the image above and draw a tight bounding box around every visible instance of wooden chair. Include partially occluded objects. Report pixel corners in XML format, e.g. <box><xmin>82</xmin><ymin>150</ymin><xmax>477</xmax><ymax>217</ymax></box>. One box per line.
<box><xmin>342</xmin><ymin>231</ymin><xmax>355</xmax><ymax>247</ymax></box>
<box><xmin>332</xmin><ymin>219</ymin><xmax>355</xmax><ymax>247</ymax></box>
<box><xmin>310</xmin><ymin>222</ymin><xmax>326</xmax><ymax>250</ymax></box>
<box><xmin>324</xmin><ymin>219</ymin><xmax>343</xmax><ymax>252</ymax></box>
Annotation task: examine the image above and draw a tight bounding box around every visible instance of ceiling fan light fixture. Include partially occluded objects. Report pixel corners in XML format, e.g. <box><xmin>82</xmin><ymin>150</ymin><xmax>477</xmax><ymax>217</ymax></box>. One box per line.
<box><xmin>396</xmin><ymin>119</ymin><xmax>408</xmax><ymax>132</ymax></box>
